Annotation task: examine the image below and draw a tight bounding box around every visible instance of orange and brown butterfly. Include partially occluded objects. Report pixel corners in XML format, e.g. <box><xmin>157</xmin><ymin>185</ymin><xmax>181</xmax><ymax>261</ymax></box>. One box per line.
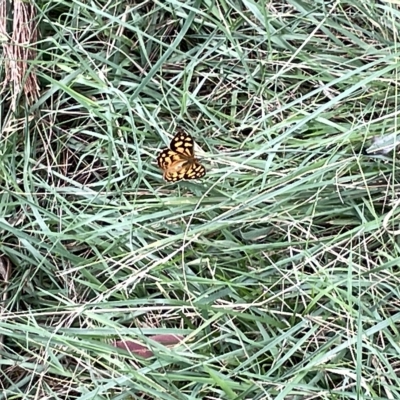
<box><xmin>157</xmin><ymin>130</ymin><xmax>206</xmax><ymax>182</ymax></box>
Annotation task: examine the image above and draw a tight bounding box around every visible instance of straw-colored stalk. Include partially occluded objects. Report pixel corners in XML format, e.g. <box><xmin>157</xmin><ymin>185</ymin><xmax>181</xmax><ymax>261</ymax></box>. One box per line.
<box><xmin>0</xmin><ymin>0</ymin><xmax>39</xmax><ymax>111</ymax></box>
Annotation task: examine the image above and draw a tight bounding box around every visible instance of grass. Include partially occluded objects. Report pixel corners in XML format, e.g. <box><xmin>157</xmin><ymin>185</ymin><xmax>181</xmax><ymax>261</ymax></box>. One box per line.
<box><xmin>1</xmin><ymin>0</ymin><xmax>400</xmax><ymax>399</ymax></box>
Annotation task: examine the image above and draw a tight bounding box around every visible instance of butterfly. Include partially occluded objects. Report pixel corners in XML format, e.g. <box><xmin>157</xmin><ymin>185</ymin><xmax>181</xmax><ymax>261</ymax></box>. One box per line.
<box><xmin>157</xmin><ymin>130</ymin><xmax>206</xmax><ymax>182</ymax></box>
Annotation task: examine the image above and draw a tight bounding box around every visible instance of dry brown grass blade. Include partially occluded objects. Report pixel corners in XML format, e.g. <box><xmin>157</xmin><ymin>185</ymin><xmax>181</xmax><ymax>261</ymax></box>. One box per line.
<box><xmin>114</xmin><ymin>334</ymin><xmax>185</xmax><ymax>359</ymax></box>
<box><xmin>0</xmin><ymin>255</ymin><xmax>11</xmax><ymax>355</ymax></box>
<box><xmin>0</xmin><ymin>0</ymin><xmax>39</xmax><ymax>111</ymax></box>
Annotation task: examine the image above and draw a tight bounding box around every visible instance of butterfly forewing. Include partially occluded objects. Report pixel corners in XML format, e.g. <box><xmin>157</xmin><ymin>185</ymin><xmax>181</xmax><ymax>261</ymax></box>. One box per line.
<box><xmin>157</xmin><ymin>149</ymin><xmax>181</xmax><ymax>170</ymax></box>
<box><xmin>157</xmin><ymin>131</ymin><xmax>206</xmax><ymax>182</ymax></box>
<box><xmin>169</xmin><ymin>132</ymin><xmax>195</xmax><ymax>157</ymax></box>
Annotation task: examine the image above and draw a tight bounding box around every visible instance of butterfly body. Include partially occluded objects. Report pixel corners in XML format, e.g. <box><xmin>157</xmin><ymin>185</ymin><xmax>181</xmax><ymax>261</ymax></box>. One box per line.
<box><xmin>157</xmin><ymin>131</ymin><xmax>206</xmax><ymax>182</ymax></box>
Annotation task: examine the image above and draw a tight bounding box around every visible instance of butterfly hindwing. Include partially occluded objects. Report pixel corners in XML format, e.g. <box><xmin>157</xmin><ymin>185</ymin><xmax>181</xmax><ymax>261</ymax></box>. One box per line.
<box><xmin>164</xmin><ymin>169</ymin><xmax>183</xmax><ymax>182</ymax></box>
<box><xmin>164</xmin><ymin>161</ymin><xmax>205</xmax><ymax>182</ymax></box>
<box><xmin>185</xmin><ymin>162</ymin><xmax>206</xmax><ymax>179</ymax></box>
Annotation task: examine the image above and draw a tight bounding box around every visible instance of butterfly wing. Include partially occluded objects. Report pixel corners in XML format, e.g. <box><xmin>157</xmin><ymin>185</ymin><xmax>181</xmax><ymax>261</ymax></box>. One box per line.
<box><xmin>157</xmin><ymin>149</ymin><xmax>180</xmax><ymax>170</ymax></box>
<box><xmin>164</xmin><ymin>161</ymin><xmax>206</xmax><ymax>182</ymax></box>
<box><xmin>183</xmin><ymin>162</ymin><xmax>206</xmax><ymax>179</ymax></box>
<box><xmin>169</xmin><ymin>131</ymin><xmax>195</xmax><ymax>157</ymax></box>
